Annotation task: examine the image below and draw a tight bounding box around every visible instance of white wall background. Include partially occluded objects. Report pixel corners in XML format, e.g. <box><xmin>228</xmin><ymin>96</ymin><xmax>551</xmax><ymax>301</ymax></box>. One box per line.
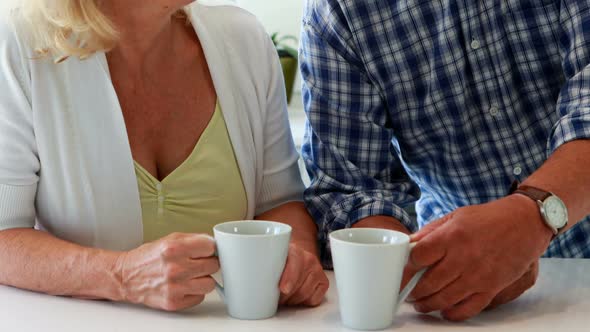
<box><xmin>238</xmin><ymin>0</ymin><xmax>304</xmax><ymax>92</ymax></box>
<box><xmin>0</xmin><ymin>0</ymin><xmax>18</xmax><ymax>15</ymax></box>
<box><xmin>238</xmin><ymin>0</ymin><xmax>304</xmax><ymax>42</ymax></box>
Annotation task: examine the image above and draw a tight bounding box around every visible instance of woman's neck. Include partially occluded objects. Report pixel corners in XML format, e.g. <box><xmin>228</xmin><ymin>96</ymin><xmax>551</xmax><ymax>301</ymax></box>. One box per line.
<box><xmin>101</xmin><ymin>2</ymin><xmax>190</xmax><ymax>74</ymax></box>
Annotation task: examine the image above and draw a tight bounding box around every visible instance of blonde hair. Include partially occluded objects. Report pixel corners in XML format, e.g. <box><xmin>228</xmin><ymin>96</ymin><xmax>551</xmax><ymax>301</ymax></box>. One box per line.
<box><xmin>21</xmin><ymin>0</ymin><xmax>188</xmax><ymax>63</ymax></box>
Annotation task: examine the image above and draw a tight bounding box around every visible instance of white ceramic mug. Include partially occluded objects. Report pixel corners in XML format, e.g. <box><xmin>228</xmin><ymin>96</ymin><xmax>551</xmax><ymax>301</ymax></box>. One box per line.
<box><xmin>330</xmin><ymin>228</ymin><xmax>426</xmax><ymax>330</ymax></box>
<box><xmin>213</xmin><ymin>220</ymin><xmax>291</xmax><ymax>320</ymax></box>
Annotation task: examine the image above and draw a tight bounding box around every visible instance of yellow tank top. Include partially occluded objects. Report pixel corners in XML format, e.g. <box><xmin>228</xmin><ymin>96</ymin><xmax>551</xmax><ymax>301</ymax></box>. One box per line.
<box><xmin>134</xmin><ymin>103</ymin><xmax>248</xmax><ymax>243</ymax></box>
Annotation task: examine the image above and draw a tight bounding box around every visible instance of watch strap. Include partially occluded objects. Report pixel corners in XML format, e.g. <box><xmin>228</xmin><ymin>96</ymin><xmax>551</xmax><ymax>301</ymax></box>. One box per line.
<box><xmin>514</xmin><ymin>185</ymin><xmax>552</xmax><ymax>203</ymax></box>
<box><xmin>509</xmin><ymin>181</ymin><xmax>562</xmax><ymax>238</ymax></box>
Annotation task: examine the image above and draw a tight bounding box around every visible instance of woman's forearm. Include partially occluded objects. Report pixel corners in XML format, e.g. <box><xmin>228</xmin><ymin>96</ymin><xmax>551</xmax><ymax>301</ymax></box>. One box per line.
<box><xmin>0</xmin><ymin>228</ymin><xmax>124</xmax><ymax>300</ymax></box>
<box><xmin>256</xmin><ymin>201</ymin><xmax>320</xmax><ymax>257</ymax></box>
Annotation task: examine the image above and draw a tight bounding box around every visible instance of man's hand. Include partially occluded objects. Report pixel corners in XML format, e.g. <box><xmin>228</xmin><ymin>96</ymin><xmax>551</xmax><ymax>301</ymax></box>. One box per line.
<box><xmin>407</xmin><ymin>194</ymin><xmax>552</xmax><ymax>321</ymax></box>
<box><xmin>487</xmin><ymin>260</ymin><xmax>539</xmax><ymax>310</ymax></box>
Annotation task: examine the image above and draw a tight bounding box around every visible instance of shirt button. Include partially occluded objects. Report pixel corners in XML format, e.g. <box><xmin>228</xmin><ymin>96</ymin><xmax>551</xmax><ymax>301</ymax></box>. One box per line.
<box><xmin>513</xmin><ymin>165</ymin><xmax>523</xmax><ymax>176</ymax></box>
<box><xmin>156</xmin><ymin>183</ymin><xmax>162</xmax><ymax>191</ymax></box>
<box><xmin>471</xmin><ymin>39</ymin><xmax>481</xmax><ymax>50</ymax></box>
<box><xmin>489</xmin><ymin>106</ymin><xmax>499</xmax><ymax>116</ymax></box>
<box><xmin>158</xmin><ymin>195</ymin><xmax>165</xmax><ymax>203</ymax></box>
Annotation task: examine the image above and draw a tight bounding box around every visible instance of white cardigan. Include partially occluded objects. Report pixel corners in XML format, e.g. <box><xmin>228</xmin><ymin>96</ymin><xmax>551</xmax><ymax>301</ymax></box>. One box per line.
<box><xmin>0</xmin><ymin>1</ymin><xmax>304</xmax><ymax>251</ymax></box>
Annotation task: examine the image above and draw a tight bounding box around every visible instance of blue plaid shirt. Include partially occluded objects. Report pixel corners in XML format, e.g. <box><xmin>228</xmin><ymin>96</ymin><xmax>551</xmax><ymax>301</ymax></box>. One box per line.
<box><xmin>300</xmin><ymin>0</ymin><xmax>590</xmax><ymax>267</ymax></box>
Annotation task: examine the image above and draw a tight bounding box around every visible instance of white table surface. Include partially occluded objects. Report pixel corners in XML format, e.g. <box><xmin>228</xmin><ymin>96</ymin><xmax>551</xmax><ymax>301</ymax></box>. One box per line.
<box><xmin>1</xmin><ymin>259</ymin><xmax>588</xmax><ymax>332</ymax></box>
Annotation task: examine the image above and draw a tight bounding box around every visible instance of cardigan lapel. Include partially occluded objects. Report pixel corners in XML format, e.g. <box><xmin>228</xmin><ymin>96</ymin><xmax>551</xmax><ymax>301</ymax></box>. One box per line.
<box><xmin>65</xmin><ymin>54</ymin><xmax>144</xmax><ymax>250</ymax></box>
<box><xmin>189</xmin><ymin>8</ymin><xmax>258</xmax><ymax>219</ymax></box>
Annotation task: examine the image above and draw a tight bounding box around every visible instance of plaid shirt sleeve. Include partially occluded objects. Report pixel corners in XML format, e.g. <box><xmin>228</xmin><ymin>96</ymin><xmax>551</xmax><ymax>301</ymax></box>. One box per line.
<box><xmin>299</xmin><ymin>3</ymin><xmax>420</xmax><ymax>266</ymax></box>
<box><xmin>544</xmin><ymin>1</ymin><xmax>590</xmax><ymax>258</ymax></box>
<box><xmin>548</xmin><ymin>1</ymin><xmax>590</xmax><ymax>154</ymax></box>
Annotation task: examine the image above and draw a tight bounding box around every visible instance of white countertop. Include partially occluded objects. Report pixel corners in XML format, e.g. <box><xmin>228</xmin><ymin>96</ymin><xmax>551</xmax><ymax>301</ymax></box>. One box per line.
<box><xmin>0</xmin><ymin>259</ymin><xmax>588</xmax><ymax>331</ymax></box>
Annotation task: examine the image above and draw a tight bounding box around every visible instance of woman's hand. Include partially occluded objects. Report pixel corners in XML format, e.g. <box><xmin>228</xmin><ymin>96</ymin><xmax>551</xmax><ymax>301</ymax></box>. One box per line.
<box><xmin>115</xmin><ymin>233</ymin><xmax>219</xmax><ymax>311</ymax></box>
<box><xmin>279</xmin><ymin>243</ymin><xmax>329</xmax><ymax>307</ymax></box>
<box><xmin>254</xmin><ymin>202</ymin><xmax>329</xmax><ymax>307</ymax></box>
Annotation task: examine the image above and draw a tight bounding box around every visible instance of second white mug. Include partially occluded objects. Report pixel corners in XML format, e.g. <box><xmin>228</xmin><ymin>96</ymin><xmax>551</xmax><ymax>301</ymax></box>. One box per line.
<box><xmin>330</xmin><ymin>228</ymin><xmax>426</xmax><ymax>330</ymax></box>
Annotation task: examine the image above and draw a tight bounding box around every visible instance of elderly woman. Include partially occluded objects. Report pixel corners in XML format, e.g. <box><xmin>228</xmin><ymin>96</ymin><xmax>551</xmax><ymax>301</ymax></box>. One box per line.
<box><xmin>0</xmin><ymin>0</ymin><xmax>328</xmax><ymax>311</ymax></box>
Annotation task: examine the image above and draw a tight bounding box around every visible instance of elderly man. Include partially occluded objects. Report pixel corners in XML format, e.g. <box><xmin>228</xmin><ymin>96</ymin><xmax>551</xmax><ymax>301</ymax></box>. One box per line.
<box><xmin>300</xmin><ymin>0</ymin><xmax>590</xmax><ymax>321</ymax></box>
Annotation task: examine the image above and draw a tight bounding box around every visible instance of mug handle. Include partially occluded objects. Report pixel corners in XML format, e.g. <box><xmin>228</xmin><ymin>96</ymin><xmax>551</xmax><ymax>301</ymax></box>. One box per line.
<box><xmin>396</xmin><ymin>242</ymin><xmax>427</xmax><ymax>310</ymax></box>
<box><xmin>212</xmin><ymin>246</ymin><xmax>226</xmax><ymax>302</ymax></box>
<box><xmin>215</xmin><ymin>282</ymin><xmax>225</xmax><ymax>302</ymax></box>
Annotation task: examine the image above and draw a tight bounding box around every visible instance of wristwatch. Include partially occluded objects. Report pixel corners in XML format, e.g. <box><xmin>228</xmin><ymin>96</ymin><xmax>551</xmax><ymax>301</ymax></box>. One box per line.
<box><xmin>510</xmin><ymin>184</ymin><xmax>569</xmax><ymax>236</ymax></box>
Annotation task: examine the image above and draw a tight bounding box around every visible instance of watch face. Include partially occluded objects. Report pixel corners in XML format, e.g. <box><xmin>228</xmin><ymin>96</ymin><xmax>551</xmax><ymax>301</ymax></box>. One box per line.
<box><xmin>543</xmin><ymin>196</ymin><xmax>568</xmax><ymax>229</ymax></box>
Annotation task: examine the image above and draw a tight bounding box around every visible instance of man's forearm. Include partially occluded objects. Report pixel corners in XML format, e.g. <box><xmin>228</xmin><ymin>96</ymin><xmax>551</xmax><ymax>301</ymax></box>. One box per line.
<box><xmin>522</xmin><ymin>139</ymin><xmax>590</xmax><ymax>231</ymax></box>
<box><xmin>353</xmin><ymin>141</ymin><xmax>590</xmax><ymax>240</ymax></box>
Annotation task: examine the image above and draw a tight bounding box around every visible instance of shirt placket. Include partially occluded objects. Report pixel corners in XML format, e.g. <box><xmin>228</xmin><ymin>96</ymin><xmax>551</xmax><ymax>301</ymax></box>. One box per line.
<box><xmin>463</xmin><ymin>2</ymin><xmax>525</xmax><ymax>186</ymax></box>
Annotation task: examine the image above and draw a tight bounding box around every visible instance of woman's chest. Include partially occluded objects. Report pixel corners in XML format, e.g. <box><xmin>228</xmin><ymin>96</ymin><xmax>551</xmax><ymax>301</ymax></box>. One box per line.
<box><xmin>113</xmin><ymin>70</ymin><xmax>217</xmax><ymax>181</ymax></box>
